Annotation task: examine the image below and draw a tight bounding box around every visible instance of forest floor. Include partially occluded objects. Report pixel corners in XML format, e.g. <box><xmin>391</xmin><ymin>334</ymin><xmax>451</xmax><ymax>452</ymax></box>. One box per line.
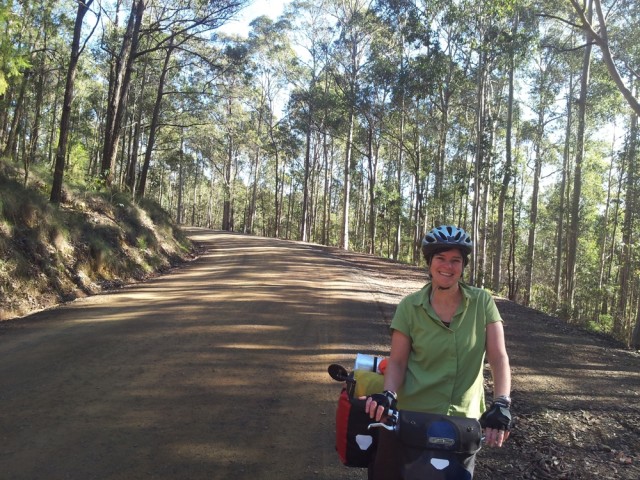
<box><xmin>476</xmin><ymin>297</ymin><xmax>640</xmax><ymax>479</ymax></box>
<box><xmin>0</xmin><ymin>230</ymin><xmax>639</xmax><ymax>479</ymax></box>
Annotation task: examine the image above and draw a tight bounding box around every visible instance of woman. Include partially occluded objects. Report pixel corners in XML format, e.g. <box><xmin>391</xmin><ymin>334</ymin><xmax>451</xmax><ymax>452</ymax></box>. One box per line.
<box><xmin>366</xmin><ymin>225</ymin><xmax>512</xmax><ymax>479</ymax></box>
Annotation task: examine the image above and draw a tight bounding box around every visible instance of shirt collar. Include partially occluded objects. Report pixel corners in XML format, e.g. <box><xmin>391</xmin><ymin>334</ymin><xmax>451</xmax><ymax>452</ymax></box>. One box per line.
<box><xmin>413</xmin><ymin>281</ymin><xmax>471</xmax><ymax>308</ymax></box>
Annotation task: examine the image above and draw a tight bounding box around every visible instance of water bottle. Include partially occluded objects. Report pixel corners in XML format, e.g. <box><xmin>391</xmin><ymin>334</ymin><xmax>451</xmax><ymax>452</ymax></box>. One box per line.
<box><xmin>354</xmin><ymin>353</ymin><xmax>385</xmax><ymax>374</ymax></box>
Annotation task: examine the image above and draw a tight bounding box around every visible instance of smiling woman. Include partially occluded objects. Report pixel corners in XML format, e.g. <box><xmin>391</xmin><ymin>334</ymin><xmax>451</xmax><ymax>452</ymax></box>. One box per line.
<box><xmin>364</xmin><ymin>225</ymin><xmax>512</xmax><ymax>480</ymax></box>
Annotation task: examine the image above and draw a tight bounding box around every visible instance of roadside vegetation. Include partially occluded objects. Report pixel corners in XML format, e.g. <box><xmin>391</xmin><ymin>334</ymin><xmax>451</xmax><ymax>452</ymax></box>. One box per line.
<box><xmin>0</xmin><ymin>161</ymin><xmax>192</xmax><ymax>320</ymax></box>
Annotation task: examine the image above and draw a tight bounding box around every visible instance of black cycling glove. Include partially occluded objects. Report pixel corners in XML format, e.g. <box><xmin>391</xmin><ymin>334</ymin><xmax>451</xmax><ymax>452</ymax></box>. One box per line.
<box><xmin>479</xmin><ymin>399</ymin><xmax>512</xmax><ymax>430</ymax></box>
<box><xmin>369</xmin><ymin>390</ymin><xmax>397</xmax><ymax>415</ymax></box>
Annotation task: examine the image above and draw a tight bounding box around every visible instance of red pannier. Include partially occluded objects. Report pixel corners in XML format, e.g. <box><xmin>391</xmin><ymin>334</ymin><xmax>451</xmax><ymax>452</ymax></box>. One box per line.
<box><xmin>335</xmin><ymin>388</ymin><xmax>377</xmax><ymax>467</ymax></box>
<box><xmin>334</xmin><ymin>369</ymin><xmax>385</xmax><ymax>468</ymax></box>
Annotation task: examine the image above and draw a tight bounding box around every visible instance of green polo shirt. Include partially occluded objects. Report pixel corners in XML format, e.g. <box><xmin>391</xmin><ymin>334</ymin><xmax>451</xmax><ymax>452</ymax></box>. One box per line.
<box><xmin>391</xmin><ymin>282</ymin><xmax>502</xmax><ymax>419</ymax></box>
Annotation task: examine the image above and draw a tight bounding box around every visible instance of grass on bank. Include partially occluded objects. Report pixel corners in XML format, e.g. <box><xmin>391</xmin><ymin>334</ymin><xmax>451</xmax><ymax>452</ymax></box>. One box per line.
<box><xmin>0</xmin><ymin>160</ymin><xmax>192</xmax><ymax>321</ymax></box>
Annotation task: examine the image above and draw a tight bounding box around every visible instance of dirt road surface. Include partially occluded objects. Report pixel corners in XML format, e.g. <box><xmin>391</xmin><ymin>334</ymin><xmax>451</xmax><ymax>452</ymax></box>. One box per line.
<box><xmin>1</xmin><ymin>229</ymin><xmax>639</xmax><ymax>479</ymax></box>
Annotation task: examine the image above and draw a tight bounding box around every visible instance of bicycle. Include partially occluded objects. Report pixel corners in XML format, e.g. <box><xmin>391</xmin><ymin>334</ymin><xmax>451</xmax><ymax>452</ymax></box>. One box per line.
<box><xmin>329</xmin><ymin>362</ymin><xmax>483</xmax><ymax>479</ymax></box>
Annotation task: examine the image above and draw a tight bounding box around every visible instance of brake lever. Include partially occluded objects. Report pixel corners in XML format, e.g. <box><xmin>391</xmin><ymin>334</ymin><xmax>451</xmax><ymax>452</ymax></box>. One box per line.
<box><xmin>368</xmin><ymin>421</ymin><xmax>395</xmax><ymax>431</ymax></box>
<box><xmin>368</xmin><ymin>409</ymin><xmax>399</xmax><ymax>432</ymax></box>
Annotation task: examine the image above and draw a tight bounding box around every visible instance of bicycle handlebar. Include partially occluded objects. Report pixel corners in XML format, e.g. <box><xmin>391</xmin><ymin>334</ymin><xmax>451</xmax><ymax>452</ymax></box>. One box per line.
<box><xmin>367</xmin><ymin>409</ymin><xmax>485</xmax><ymax>448</ymax></box>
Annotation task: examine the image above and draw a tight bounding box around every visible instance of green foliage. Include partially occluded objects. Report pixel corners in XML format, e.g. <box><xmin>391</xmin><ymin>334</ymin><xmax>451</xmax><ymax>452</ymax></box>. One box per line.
<box><xmin>587</xmin><ymin>314</ymin><xmax>613</xmax><ymax>334</ymax></box>
<box><xmin>0</xmin><ymin>1</ymin><xmax>31</xmax><ymax>96</ymax></box>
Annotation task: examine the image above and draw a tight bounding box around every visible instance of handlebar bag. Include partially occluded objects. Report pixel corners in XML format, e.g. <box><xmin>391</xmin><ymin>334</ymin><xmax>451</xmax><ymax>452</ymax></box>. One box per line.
<box><xmin>397</xmin><ymin>411</ymin><xmax>482</xmax><ymax>455</ymax></box>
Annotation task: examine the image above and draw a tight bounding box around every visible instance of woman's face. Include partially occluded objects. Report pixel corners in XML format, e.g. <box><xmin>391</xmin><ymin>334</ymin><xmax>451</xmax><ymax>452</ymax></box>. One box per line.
<box><xmin>429</xmin><ymin>248</ymin><xmax>464</xmax><ymax>289</ymax></box>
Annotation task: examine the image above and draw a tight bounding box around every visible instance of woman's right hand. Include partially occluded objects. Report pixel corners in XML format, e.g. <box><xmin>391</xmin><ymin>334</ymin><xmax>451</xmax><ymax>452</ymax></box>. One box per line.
<box><xmin>364</xmin><ymin>391</ymin><xmax>397</xmax><ymax>421</ymax></box>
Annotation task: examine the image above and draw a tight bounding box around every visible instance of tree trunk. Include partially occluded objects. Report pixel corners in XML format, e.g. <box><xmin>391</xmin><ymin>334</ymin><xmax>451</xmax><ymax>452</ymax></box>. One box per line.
<box><xmin>3</xmin><ymin>70</ymin><xmax>30</xmax><ymax>160</ymax></box>
<box><xmin>222</xmin><ymin>111</ymin><xmax>233</xmax><ymax>231</ymax></box>
<box><xmin>125</xmin><ymin>60</ymin><xmax>148</xmax><ymax>194</ymax></box>
<box><xmin>321</xmin><ymin>70</ymin><xmax>331</xmax><ymax>246</ymax></box>
<box><xmin>300</xmin><ymin>129</ymin><xmax>311</xmax><ymax>242</ymax></box>
<box><xmin>300</xmin><ymin>102</ymin><xmax>313</xmax><ymax>242</ymax></box>
<box><xmin>595</xmin><ymin>131</ymin><xmax>617</xmax><ymax>322</ymax></box>
<box><xmin>524</xmin><ymin>137</ymin><xmax>542</xmax><ymax>306</ymax></box>
<box><xmin>554</xmin><ymin>77</ymin><xmax>574</xmax><ymax>311</ymax></box>
<box><xmin>248</xmin><ymin>98</ymin><xmax>265</xmax><ymax>235</ymax></box>
<box><xmin>366</xmin><ymin>123</ymin><xmax>378</xmax><ymax>254</ymax></box>
<box><xmin>191</xmin><ymin>156</ymin><xmax>200</xmax><ymax>226</ymax></box>
<box><xmin>101</xmin><ymin>0</ymin><xmax>145</xmax><ymax>186</ymax></box>
<box><xmin>508</xmin><ymin>177</ymin><xmax>519</xmax><ymax>300</ymax></box>
<box><xmin>568</xmin><ymin>0</ymin><xmax>640</xmax><ymax>116</ymax></box>
<box><xmin>26</xmin><ymin>66</ymin><xmax>45</xmax><ymax>183</ymax></box>
<box><xmin>492</xmin><ymin>19</ymin><xmax>517</xmax><ymax>293</ymax></box>
<box><xmin>322</xmin><ymin>133</ymin><xmax>333</xmax><ymax>246</ymax></box>
<box><xmin>412</xmin><ymin>140</ymin><xmax>425</xmax><ymax>264</ymax></box>
<box><xmin>616</xmin><ymin>110</ymin><xmax>638</xmax><ymax>337</ymax></box>
<box><xmin>176</xmin><ymin>135</ymin><xmax>185</xmax><ymax>224</ymax></box>
<box><xmin>341</xmin><ymin>107</ymin><xmax>355</xmax><ymax>250</ymax></box>
<box><xmin>471</xmin><ymin>50</ymin><xmax>487</xmax><ymax>285</ymax></box>
<box><xmin>50</xmin><ymin>0</ymin><xmax>94</xmax><ymax>204</ymax></box>
<box><xmin>394</xmin><ymin>112</ymin><xmax>404</xmax><ymax>261</ymax></box>
<box><xmin>136</xmin><ymin>39</ymin><xmax>174</xmax><ymax>200</ymax></box>
<box><xmin>566</xmin><ymin>0</ymin><xmax>593</xmax><ymax>312</ymax></box>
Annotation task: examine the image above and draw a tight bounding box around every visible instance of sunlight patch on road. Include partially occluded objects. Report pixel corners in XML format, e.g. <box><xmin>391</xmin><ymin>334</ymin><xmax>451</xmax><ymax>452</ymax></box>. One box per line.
<box><xmin>220</xmin><ymin>343</ymin><xmax>297</xmax><ymax>350</ymax></box>
<box><xmin>210</xmin><ymin>324</ymin><xmax>288</xmax><ymax>332</ymax></box>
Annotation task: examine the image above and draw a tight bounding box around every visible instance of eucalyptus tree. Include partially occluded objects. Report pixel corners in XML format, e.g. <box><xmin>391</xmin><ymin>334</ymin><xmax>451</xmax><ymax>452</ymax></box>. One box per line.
<box><xmin>2</xmin><ymin>0</ymin><xmax>73</xmax><ymax>184</ymax></box>
<box><xmin>521</xmin><ymin>43</ymin><xmax>564</xmax><ymax>306</ymax></box>
<box><xmin>0</xmin><ymin>0</ymin><xmax>36</xmax><ymax>152</ymax></box>
<box><xmin>428</xmin><ymin>5</ymin><xmax>472</xmax><ymax>228</ymax></box>
<box><xmin>99</xmin><ymin>0</ymin><xmax>248</xmax><ymax>189</ymax></box>
<box><xmin>134</xmin><ymin>33</ymin><xmax>176</xmax><ymax>200</ymax></box>
<box><xmin>447</xmin><ymin>0</ymin><xmax>517</xmax><ymax>285</ymax></box>
<box><xmin>529</xmin><ymin>0</ymin><xmax>634</xmax><ymax>338</ymax></box>
<box><xmin>0</xmin><ymin>0</ymin><xmax>64</xmax><ymax>182</ymax></box>
<box><xmin>377</xmin><ymin>0</ymin><xmax>465</xmax><ymax>226</ymax></box>
<box><xmin>284</xmin><ymin>0</ymin><xmax>335</xmax><ymax>243</ymax></box>
<box><xmin>0</xmin><ymin>0</ymin><xmax>26</xmax><ymax>97</ymax></box>
<box><xmin>492</xmin><ymin>4</ymin><xmax>537</xmax><ymax>293</ymax></box>
<box><xmin>50</xmin><ymin>0</ymin><xmax>98</xmax><ymax>204</ymax></box>
<box><xmin>352</xmin><ymin>1</ymin><xmax>409</xmax><ymax>258</ymax></box>
<box><xmin>246</xmin><ymin>15</ymin><xmax>295</xmax><ymax>237</ymax></box>
<box><xmin>366</xmin><ymin>2</ymin><xmax>410</xmax><ymax>260</ymax></box>
<box><xmin>206</xmin><ymin>42</ymin><xmax>252</xmax><ymax>231</ymax></box>
<box><xmin>328</xmin><ymin>0</ymin><xmax>379</xmax><ymax>250</ymax></box>
<box><xmin>617</xmin><ymin>99</ymin><xmax>639</xmax><ymax>337</ymax></box>
<box><xmin>100</xmin><ymin>0</ymin><xmax>145</xmax><ymax>187</ymax></box>
<box><xmin>134</xmin><ymin>0</ymin><xmax>242</xmax><ymax>199</ymax></box>
<box><xmin>532</xmin><ymin>16</ymin><xmax>586</xmax><ymax>312</ymax></box>
<box><xmin>563</xmin><ymin>0</ymin><xmax>640</xmax><ymax>116</ymax></box>
<box><xmin>561</xmin><ymin>0</ymin><xmax>594</xmax><ymax>313</ymax></box>
<box><xmin>356</xmin><ymin>42</ymin><xmax>394</xmax><ymax>255</ymax></box>
<box><xmin>245</xmin><ymin>15</ymin><xmax>300</xmax><ymax>237</ymax></box>
<box><xmin>136</xmin><ymin>38</ymin><xmax>218</xmax><ymax>217</ymax></box>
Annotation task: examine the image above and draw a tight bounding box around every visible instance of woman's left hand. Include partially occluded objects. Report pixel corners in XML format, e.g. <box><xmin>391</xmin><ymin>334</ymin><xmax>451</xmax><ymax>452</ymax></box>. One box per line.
<box><xmin>483</xmin><ymin>427</ymin><xmax>510</xmax><ymax>447</ymax></box>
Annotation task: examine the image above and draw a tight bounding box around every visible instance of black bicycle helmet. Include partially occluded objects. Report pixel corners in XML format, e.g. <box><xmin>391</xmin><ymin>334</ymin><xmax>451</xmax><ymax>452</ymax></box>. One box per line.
<box><xmin>421</xmin><ymin>225</ymin><xmax>473</xmax><ymax>265</ymax></box>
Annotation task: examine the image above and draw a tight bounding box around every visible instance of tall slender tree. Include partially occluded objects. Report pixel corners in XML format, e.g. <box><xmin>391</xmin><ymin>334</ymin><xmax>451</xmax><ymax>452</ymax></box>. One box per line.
<box><xmin>50</xmin><ymin>0</ymin><xmax>96</xmax><ymax>203</ymax></box>
<box><xmin>566</xmin><ymin>0</ymin><xmax>593</xmax><ymax>312</ymax></box>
